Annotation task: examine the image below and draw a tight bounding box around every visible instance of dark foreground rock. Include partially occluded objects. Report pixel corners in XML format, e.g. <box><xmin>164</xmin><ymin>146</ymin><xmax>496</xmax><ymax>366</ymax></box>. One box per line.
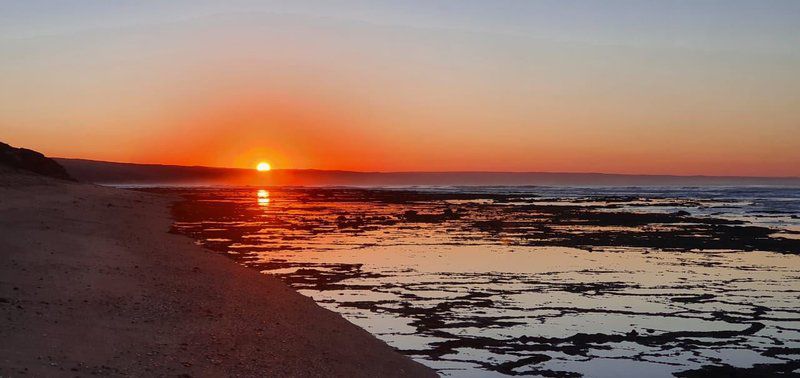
<box><xmin>0</xmin><ymin>142</ymin><xmax>73</xmax><ymax>180</ymax></box>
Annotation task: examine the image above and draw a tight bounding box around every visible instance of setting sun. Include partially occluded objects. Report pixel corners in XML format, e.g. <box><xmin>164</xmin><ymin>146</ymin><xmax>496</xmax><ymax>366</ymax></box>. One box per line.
<box><xmin>256</xmin><ymin>162</ymin><xmax>271</xmax><ymax>172</ymax></box>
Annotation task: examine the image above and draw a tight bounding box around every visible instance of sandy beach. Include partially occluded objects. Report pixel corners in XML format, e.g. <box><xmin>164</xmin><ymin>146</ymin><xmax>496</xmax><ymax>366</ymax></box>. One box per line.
<box><xmin>0</xmin><ymin>167</ymin><xmax>435</xmax><ymax>377</ymax></box>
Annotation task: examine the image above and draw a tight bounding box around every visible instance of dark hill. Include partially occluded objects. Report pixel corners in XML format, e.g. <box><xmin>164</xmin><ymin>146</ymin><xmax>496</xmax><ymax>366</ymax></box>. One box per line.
<box><xmin>0</xmin><ymin>142</ymin><xmax>74</xmax><ymax>181</ymax></box>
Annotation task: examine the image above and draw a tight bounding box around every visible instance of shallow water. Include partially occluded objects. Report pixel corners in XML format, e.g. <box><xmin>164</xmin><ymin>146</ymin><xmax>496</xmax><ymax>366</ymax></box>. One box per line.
<box><xmin>147</xmin><ymin>186</ymin><xmax>800</xmax><ymax>377</ymax></box>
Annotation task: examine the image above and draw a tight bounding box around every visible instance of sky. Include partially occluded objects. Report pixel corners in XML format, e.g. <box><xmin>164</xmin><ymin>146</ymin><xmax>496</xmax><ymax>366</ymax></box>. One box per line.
<box><xmin>1</xmin><ymin>1</ymin><xmax>799</xmax><ymax>176</ymax></box>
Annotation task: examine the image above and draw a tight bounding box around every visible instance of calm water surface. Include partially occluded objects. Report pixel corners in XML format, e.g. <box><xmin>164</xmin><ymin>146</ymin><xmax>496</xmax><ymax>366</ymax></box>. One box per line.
<box><xmin>148</xmin><ymin>186</ymin><xmax>800</xmax><ymax>377</ymax></box>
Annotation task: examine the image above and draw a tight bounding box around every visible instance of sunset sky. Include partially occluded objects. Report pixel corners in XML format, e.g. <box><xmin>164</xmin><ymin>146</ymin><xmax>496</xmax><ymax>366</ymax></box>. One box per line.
<box><xmin>1</xmin><ymin>1</ymin><xmax>799</xmax><ymax>176</ymax></box>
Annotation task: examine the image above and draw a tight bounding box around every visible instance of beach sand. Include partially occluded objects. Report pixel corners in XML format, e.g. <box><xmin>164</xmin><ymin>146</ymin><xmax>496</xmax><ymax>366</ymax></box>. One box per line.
<box><xmin>0</xmin><ymin>168</ymin><xmax>435</xmax><ymax>377</ymax></box>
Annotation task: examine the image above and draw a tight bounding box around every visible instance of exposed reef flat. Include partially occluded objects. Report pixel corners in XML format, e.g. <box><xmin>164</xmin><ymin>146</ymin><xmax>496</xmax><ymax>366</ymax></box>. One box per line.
<box><xmin>159</xmin><ymin>186</ymin><xmax>800</xmax><ymax>376</ymax></box>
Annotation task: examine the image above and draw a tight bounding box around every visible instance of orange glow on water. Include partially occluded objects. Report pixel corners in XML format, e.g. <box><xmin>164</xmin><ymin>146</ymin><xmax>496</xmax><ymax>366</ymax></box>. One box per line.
<box><xmin>257</xmin><ymin>189</ymin><xmax>270</xmax><ymax>206</ymax></box>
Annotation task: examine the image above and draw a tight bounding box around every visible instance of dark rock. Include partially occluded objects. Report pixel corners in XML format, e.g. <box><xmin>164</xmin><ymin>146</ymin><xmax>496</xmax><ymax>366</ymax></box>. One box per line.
<box><xmin>671</xmin><ymin>293</ymin><xmax>715</xmax><ymax>303</ymax></box>
<box><xmin>402</xmin><ymin>209</ymin><xmax>458</xmax><ymax>223</ymax></box>
<box><xmin>0</xmin><ymin>142</ymin><xmax>74</xmax><ymax>180</ymax></box>
<box><xmin>493</xmin><ymin>354</ymin><xmax>552</xmax><ymax>375</ymax></box>
<box><xmin>474</xmin><ymin>219</ymin><xmax>504</xmax><ymax>231</ymax></box>
<box><xmin>673</xmin><ymin>359</ymin><xmax>800</xmax><ymax>377</ymax></box>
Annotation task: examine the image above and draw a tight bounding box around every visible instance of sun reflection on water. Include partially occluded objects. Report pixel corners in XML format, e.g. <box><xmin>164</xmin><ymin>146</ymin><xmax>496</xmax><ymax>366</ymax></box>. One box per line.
<box><xmin>257</xmin><ymin>189</ymin><xmax>269</xmax><ymax>206</ymax></box>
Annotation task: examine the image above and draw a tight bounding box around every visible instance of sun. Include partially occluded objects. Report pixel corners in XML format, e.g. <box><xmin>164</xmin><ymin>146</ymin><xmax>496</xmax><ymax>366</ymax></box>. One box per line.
<box><xmin>256</xmin><ymin>162</ymin><xmax>271</xmax><ymax>172</ymax></box>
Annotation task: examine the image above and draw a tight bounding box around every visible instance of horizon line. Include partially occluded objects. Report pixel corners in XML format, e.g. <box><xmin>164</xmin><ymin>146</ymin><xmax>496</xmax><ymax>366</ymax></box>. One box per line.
<box><xmin>54</xmin><ymin>157</ymin><xmax>800</xmax><ymax>180</ymax></box>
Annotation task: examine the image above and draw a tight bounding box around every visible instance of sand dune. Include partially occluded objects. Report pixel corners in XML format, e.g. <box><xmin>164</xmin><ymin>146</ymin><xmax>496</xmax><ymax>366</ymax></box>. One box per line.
<box><xmin>0</xmin><ymin>167</ymin><xmax>435</xmax><ymax>377</ymax></box>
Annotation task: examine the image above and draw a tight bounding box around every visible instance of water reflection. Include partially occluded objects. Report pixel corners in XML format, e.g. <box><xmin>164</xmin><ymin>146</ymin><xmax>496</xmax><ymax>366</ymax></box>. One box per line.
<box><xmin>257</xmin><ymin>189</ymin><xmax>269</xmax><ymax>206</ymax></box>
<box><xmin>162</xmin><ymin>186</ymin><xmax>800</xmax><ymax>377</ymax></box>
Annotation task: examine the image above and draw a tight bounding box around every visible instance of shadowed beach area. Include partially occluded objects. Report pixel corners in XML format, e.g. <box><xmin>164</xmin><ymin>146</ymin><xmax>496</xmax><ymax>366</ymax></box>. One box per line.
<box><xmin>0</xmin><ymin>167</ymin><xmax>435</xmax><ymax>377</ymax></box>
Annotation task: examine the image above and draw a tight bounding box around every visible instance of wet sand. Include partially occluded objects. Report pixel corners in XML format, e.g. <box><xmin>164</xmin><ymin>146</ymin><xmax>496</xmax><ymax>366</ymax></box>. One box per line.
<box><xmin>0</xmin><ymin>169</ymin><xmax>435</xmax><ymax>377</ymax></box>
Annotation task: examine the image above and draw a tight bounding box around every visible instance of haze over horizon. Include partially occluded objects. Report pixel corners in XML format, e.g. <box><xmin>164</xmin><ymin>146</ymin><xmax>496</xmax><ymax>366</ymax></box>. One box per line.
<box><xmin>52</xmin><ymin>157</ymin><xmax>800</xmax><ymax>187</ymax></box>
<box><xmin>2</xmin><ymin>1</ymin><xmax>799</xmax><ymax>176</ymax></box>
<box><xmin>52</xmin><ymin>156</ymin><xmax>800</xmax><ymax>178</ymax></box>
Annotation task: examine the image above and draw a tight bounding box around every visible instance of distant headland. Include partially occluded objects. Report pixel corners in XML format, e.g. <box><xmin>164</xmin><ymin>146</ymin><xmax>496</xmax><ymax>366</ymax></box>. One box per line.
<box><xmin>56</xmin><ymin>158</ymin><xmax>800</xmax><ymax>187</ymax></box>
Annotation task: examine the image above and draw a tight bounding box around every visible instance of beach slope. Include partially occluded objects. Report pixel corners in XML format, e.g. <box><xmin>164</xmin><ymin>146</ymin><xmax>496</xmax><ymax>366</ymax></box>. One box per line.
<box><xmin>0</xmin><ymin>168</ymin><xmax>435</xmax><ymax>377</ymax></box>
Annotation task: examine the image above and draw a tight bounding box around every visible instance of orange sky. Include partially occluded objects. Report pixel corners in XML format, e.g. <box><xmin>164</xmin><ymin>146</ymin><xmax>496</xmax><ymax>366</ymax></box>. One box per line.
<box><xmin>1</xmin><ymin>2</ymin><xmax>799</xmax><ymax>176</ymax></box>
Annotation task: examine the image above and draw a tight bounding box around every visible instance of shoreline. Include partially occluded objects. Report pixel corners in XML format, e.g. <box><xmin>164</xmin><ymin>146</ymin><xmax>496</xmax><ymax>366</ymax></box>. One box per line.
<box><xmin>0</xmin><ymin>168</ymin><xmax>435</xmax><ymax>377</ymax></box>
